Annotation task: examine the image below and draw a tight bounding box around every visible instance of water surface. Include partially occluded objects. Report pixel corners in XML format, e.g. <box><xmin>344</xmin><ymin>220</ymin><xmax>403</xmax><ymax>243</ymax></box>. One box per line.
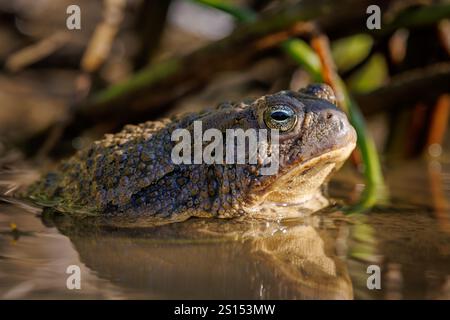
<box><xmin>0</xmin><ymin>159</ymin><xmax>449</xmax><ymax>299</ymax></box>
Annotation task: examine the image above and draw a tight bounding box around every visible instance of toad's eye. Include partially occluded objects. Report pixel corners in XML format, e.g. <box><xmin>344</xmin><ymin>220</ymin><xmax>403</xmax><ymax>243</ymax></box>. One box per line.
<box><xmin>264</xmin><ymin>105</ymin><xmax>297</xmax><ymax>132</ymax></box>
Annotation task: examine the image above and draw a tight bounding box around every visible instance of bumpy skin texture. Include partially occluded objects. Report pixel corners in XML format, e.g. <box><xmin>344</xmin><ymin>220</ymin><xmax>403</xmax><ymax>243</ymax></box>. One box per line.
<box><xmin>28</xmin><ymin>84</ymin><xmax>357</xmax><ymax>226</ymax></box>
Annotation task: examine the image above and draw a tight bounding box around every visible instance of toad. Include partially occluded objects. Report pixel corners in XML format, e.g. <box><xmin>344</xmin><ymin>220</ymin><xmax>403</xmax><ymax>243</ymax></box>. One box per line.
<box><xmin>27</xmin><ymin>84</ymin><xmax>357</xmax><ymax>226</ymax></box>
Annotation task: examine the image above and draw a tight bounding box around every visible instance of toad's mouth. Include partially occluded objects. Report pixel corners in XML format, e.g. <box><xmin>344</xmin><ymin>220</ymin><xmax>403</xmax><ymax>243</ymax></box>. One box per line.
<box><xmin>261</xmin><ymin>141</ymin><xmax>356</xmax><ymax>204</ymax></box>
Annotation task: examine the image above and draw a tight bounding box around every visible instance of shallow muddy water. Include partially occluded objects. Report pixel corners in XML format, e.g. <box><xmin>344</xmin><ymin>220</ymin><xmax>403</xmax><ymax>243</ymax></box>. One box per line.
<box><xmin>0</xmin><ymin>158</ymin><xmax>449</xmax><ymax>299</ymax></box>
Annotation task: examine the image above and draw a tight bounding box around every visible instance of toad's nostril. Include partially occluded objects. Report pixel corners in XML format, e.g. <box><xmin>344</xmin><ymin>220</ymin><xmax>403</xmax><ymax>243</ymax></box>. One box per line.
<box><xmin>339</xmin><ymin>119</ymin><xmax>345</xmax><ymax>131</ymax></box>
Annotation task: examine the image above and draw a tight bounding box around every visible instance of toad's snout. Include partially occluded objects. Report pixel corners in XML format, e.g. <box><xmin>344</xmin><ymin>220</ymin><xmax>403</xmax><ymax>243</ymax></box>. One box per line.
<box><xmin>313</xmin><ymin>104</ymin><xmax>357</xmax><ymax>151</ymax></box>
<box><xmin>299</xmin><ymin>102</ymin><xmax>357</xmax><ymax>161</ymax></box>
<box><xmin>322</xmin><ymin>107</ymin><xmax>356</xmax><ymax>146</ymax></box>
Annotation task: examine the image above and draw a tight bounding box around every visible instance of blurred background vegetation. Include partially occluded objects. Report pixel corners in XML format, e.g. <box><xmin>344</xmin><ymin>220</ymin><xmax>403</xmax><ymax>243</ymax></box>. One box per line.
<box><xmin>0</xmin><ymin>0</ymin><xmax>449</xmax><ymax>209</ymax></box>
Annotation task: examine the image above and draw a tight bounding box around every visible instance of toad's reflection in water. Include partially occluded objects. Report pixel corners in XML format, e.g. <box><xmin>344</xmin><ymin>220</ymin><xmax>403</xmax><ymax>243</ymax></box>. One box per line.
<box><xmin>45</xmin><ymin>210</ymin><xmax>353</xmax><ymax>299</ymax></box>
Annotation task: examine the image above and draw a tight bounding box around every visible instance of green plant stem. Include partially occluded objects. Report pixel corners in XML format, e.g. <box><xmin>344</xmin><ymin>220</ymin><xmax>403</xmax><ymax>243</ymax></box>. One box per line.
<box><xmin>281</xmin><ymin>40</ymin><xmax>322</xmax><ymax>81</ymax></box>
<box><xmin>379</xmin><ymin>3</ymin><xmax>450</xmax><ymax>36</ymax></box>
<box><xmin>192</xmin><ymin>0</ymin><xmax>257</xmax><ymax>23</ymax></box>
<box><xmin>93</xmin><ymin>59</ymin><xmax>181</xmax><ymax>107</ymax></box>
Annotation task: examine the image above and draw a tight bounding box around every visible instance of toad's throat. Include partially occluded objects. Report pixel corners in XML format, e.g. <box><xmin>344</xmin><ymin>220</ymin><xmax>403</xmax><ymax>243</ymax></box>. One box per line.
<box><xmin>262</xmin><ymin>142</ymin><xmax>356</xmax><ymax>204</ymax></box>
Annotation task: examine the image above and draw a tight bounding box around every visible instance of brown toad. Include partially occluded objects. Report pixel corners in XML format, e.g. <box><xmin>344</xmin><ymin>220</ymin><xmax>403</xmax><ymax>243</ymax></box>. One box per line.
<box><xmin>27</xmin><ymin>84</ymin><xmax>356</xmax><ymax>227</ymax></box>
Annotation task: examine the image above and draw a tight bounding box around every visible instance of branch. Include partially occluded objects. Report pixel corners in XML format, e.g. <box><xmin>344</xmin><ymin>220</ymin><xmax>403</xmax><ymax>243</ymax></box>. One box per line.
<box><xmin>356</xmin><ymin>62</ymin><xmax>450</xmax><ymax>115</ymax></box>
